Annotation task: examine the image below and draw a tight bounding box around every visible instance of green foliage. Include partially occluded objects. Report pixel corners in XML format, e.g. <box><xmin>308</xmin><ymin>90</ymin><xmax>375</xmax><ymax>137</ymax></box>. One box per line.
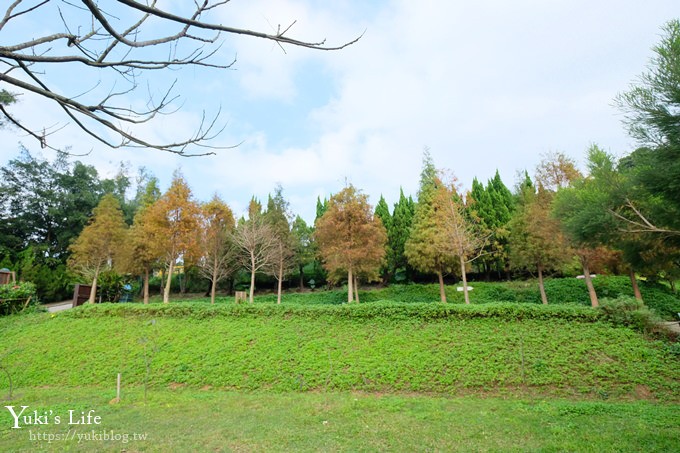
<box><xmin>59</xmin><ymin>299</ymin><xmax>602</xmax><ymax>323</ymax></box>
<box><xmin>96</xmin><ymin>270</ymin><xmax>125</xmax><ymax>302</ymax></box>
<box><xmin>598</xmin><ymin>296</ymin><xmax>669</xmax><ymax>338</ymax></box>
<box><xmin>405</xmin><ymin>152</ymin><xmax>456</xmax><ymax>279</ymax></box>
<box><xmin>0</xmin><ymin>281</ymin><xmax>38</xmax><ymax>315</ymax></box>
<box><xmin>11</xmin><ymin>247</ymin><xmax>70</xmax><ymax>302</ymax></box>
<box><xmin>3</xmin><ymin>302</ymin><xmax>678</xmax><ymax>400</ymax></box>
<box><xmin>616</xmin><ymin>19</ymin><xmax>680</xmax><ymax>235</ymax></box>
<box><xmin>389</xmin><ymin>188</ymin><xmax>416</xmax><ymax>282</ymax></box>
<box><xmin>468</xmin><ymin>171</ymin><xmax>515</xmax><ymax>277</ymax></box>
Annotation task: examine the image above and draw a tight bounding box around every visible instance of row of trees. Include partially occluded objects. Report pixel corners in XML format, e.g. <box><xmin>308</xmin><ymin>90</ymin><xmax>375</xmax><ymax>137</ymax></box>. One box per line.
<box><xmin>3</xmin><ymin>19</ymin><xmax>679</xmax><ymax>305</ymax></box>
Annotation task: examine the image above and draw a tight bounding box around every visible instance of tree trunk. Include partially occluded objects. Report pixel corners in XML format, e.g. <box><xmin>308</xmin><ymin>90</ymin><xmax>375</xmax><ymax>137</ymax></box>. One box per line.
<box><xmin>210</xmin><ymin>277</ymin><xmax>217</xmax><ymax>305</ymax></box>
<box><xmin>347</xmin><ymin>266</ymin><xmax>354</xmax><ymax>303</ymax></box>
<box><xmin>437</xmin><ymin>269</ymin><xmax>446</xmax><ymax>303</ymax></box>
<box><xmin>160</xmin><ymin>268</ymin><xmax>165</xmax><ymax>295</ymax></box>
<box><xmin>88</xmin><ymin>267</ymin><xmax>100</xmax><ymax>304</ymax></box>
<box><xmin>354</xmin><ymin>275</ymin><xmax>360</xmax><ymax>303</ymax></box>
<box><xmin>670</xmin><ymin>279</ymin><xmax>677</xmax><ymax>293</ymax></box>
<box><xmin>143</xmin><ymin>267</ymin><xmax>150</xmax><ymax>305</ymax></box>
<box><xmin>211</xmin><ymin>255</ymin><xmax>220</xmax><ymax>304</ymax></box>
<box><xmin>537</xmin><ymin>263</ymin><xmax>548</xmax><ymax>305</ymax></box>
<box><xmin>299</xmin><ymin>263</ymin><xmax>304</xmax><ymax>290</ymax></box>
<box><xmin>249</xmin><ymin>252</ymin><xmax>256</xmax><ymax>304</ymax></box>
<box><xmin>581</xmin><ymin>261</ymin><xmax>598</xmax><ymax>308</ymax></box>
<box><xmin>163</xmin><ymin>260</ymin><xmax>174</xmax><ymax>304</ymax></box>
<box><xmin>460</xmin><ymin>255</ymin><xmax>470</xmax><ymax>305</ymax></box>
<box><xmin>629</xmin><ymin>268</ymin><xmax>642</xmax><ymax>301</ymax></box>
<box><xmin>277</xmin><ymin>258</ymin><xmax>283</xmax><ymax>305</ymax></box>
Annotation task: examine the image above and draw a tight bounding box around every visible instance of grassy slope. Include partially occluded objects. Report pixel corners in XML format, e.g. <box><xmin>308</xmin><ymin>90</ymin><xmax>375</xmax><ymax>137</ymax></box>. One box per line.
<box><xmin>2</xmin><ymin>299</ymin><xmax>679</xmax><ymax>451</ymax></box>
<box><xmin>1</xmin><ymin>304</ymin><xmax>678</xmax><ymax>400</ymax></box>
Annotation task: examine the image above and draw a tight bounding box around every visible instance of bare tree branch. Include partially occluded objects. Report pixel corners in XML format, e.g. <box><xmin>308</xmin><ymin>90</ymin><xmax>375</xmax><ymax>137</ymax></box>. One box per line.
<box><xmin>0</xmin><ymin>0</ymin><xmax>360</xmax><ymax>154</ymax></box>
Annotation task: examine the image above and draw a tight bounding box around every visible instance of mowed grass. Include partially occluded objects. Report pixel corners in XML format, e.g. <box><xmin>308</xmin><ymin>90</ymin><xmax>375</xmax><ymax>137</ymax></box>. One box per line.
<box><xmin>1</xmin><ymin>388</ymin><xmax>679</xmax><ymax>452</ymax></box>
<box><xmin>1</xmin><ymin>305</ymin><xmax>678</xmax><ymax>399</ymax></box>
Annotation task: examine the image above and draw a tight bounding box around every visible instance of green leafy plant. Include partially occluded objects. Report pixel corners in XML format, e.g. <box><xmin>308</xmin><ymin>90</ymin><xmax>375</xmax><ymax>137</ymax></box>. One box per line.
<box><xmin>0</xmin><ymin>281</ymin><xmax>38</xmax><ymax>315</ymax></box>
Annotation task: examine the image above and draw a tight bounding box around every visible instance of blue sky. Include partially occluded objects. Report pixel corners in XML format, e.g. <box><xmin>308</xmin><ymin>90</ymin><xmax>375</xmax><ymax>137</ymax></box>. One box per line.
<box><xmin>1</xmin><ymin>0</ymin><xmax>679</xmax><ymax>222</ymax></box>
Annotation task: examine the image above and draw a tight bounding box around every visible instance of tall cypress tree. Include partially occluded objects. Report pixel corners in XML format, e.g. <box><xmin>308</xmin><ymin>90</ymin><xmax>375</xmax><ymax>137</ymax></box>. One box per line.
<box><xmin>315</xmin><ymin>196</ymin><xmax>328</xmax><ymax>223</ymax></box>
<box><xmin>391</xmin><ymin>188</ymin><xmax>416</xmax><ymax>282</ymax></box>
<box><xmin>374</xmin><ymin>195</ymin><xmax>393</xmax><ymax>282</ymax></box>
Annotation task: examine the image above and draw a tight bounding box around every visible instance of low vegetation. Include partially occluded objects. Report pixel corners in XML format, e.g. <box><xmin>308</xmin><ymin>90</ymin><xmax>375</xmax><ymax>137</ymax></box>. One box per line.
<box><xmin>1</xmin><ymin>388</ymin><xmax>678</xmax><ymax>452</ymax></box>
<box><xmin>2</xmin><ymin>301</ymin><xmax>678</xmax><ymax>400</ymax></box>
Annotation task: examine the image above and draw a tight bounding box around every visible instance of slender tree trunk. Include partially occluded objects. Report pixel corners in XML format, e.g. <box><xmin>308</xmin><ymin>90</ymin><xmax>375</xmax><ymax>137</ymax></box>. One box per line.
<box><xmin>277</xmin><ymin>258</ymin><xmax>283</xmax><ymax>305</ymax></box>
<box><xmin>354</xmin><ymin>275</ymin><xmax>360</xmax><ymax>303</ymax></box>
<box><xmin>88</xmin><ymin>266</ymin><xmax>100</xmax><ymax>304</ymax></box>
<box><xmin>249</xmin><ymin>252</ymin><xmax>256</xmax><ymax>304</ymax></box>
<box><xmin>581</xmin><ymin>260</ymin><xmax>599</xmax><ymax>308</ymax></box>
<box><xmin>299</xmin><ymin>263</ymin><xmax>304</xmax><ymax>290</ymax></box>
<box><xmin>160</xmin><ymin>268</ymin><xmax>165</xmax><ymax>295</ymax></box>
<box><xmin>437</xmin><ymin>269</ymin><xmax>446</xmax><ymax>303</ymax></box>
<box><xmin>537</xmin><ymin>263</ymin><xmax>548</xmax><ymax>305</ymax></box>
<box><xmin>211</xmin><ymin>255</ymin><xmax>220</xmax><ymax>304</ymax></box>
<box><xmin>347</xmin><ymin>266</ymin><xmax>354</xmax><ymax>303</ymax></box>
<box><xmin>460</xmin><ymin>255</ymin><xmax>470</xmax><ymax>305</ymax></box>
<box><xmin>629</xmin><ymin>268</ymin><xmax>642</xmax><ymax>301</ymax></box>
<box><xmin>163</xmin><ymin>260</ymin><xmax>174</xmax><ymax>304</ymax></box>
<box><xmin>143</xmin><ymin>267</ymin><xmax>150</xmax><ymax>305</ymax></box>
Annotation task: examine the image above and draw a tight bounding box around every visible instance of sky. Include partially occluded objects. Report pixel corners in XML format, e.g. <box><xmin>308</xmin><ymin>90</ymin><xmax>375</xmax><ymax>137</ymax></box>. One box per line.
<box><xmin>1</xmin><ymin>0</ymin><xmax>679</xmax><ymax>223</ymax></box>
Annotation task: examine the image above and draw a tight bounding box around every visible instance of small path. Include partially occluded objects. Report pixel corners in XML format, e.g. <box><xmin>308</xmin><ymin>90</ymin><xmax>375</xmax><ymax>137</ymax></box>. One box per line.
<box><xmin>661</xmin><ymin>321</ymin><xmax>680</xmax><ymax>334</ymax></box>
<box><xmin>43</xmin><ymin>301</ymin><xmax>72</xmax><ymax>313</ymax></box>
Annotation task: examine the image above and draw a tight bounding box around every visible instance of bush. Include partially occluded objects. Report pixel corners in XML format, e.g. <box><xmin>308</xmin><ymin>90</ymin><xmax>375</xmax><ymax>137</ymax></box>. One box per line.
<box><xmin>598</xmin><ymin>296</ymin><xmax>668</xmax><ymax>338</ymax></box>
<box><xmin>0</xmin><ymin>281</ymin><xmax>38</xmax><ymax>315</ymax></box>
<box><xmin>60</xmin><ymin>300</ymin><xmax>603</xmax><ymax>323</ymax></box>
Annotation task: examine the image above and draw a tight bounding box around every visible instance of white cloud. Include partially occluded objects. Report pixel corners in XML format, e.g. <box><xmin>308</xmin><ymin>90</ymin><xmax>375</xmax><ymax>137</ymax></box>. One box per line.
<box><xmin>2</xmin><ymin>0</ymin><xmax>678</xmax><ymax>223</ymax></box>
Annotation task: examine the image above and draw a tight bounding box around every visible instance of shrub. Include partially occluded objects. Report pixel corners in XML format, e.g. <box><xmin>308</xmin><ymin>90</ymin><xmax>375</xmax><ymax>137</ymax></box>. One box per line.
<box><xmin>598</xmin><ymin>296</ymin><xmax>669</xmax><ymax>338</ymax></box>
<box><xmin>0</xmin><ymin>281</ymin><xmax>38</xmax><ymax>315</ymax></box>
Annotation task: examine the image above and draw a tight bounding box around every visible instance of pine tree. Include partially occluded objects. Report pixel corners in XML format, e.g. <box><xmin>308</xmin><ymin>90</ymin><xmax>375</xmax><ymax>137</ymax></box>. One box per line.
<box><xmin>315</xmin><ymin>196</ymin><xmax>328</xmax><ymax>223</ymax></box>
<box><xmin>390</xmin><ymin>188</ymin><xmax>415</xmax><ymax>282</ymax></box>
<box><xmin>374</xmin><ymin>195</ymin><xmax>392</xmax><ymax>282</ymax></box>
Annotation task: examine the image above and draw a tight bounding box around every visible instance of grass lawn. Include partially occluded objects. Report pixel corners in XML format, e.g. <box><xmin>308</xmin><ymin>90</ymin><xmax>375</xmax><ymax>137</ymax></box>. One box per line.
<box><xmin>1</xmin><ymin>387</ymin><xmax>679</xmax><ymax>452</ymax></box>
<box><xmin>2</xmin><ymin>294</ymin><xmax>679</xmax><ymax>451</ymax></box>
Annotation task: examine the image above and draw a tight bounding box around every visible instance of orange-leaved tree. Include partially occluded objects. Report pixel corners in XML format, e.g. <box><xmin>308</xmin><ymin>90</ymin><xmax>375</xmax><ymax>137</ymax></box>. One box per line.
<box><xmin>405</xmin><ymin>152</ymin><xmax>455</xmax><ymax>302</ymax></box>
<box><xmin>119</xmin><ymin>179</ymin><xmax>162</xmax><ymax>304</ymax></box>
<box><xmin>68</xmin><ymin>194</ymin><xmax>128</xmax><ymax>304</ymax></box>
<box><xmin>433</xmin><ymin>174</ymin><xmax>487</xmax><ymax>304</ymax></box>
<box><xmin>315</xmin><ymin>185</ymin><xmax>387</xmax><ymax>303</ymax></box>
<box><xmin>197</xmin><ymin>194</ymin><xmax>236</xmax><ymax>304</ymax></box>
<box><xmin>509</xmin><ymin>178</ymin><xmax>571</xmax><ymax>305</ymax></box>
<box><xmin>146</xmin><ymin>172</ymin><xmax>201</xmax><ymax>304</ymax></box>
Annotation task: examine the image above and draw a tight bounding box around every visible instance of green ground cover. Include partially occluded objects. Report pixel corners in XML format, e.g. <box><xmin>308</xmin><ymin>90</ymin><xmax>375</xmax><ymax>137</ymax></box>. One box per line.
<box><xmin>228</xmin><ymin>276</ymin><xmax>680</xmax><ymax>320</ymax></box>
<box><xmin>2</xmin><ymin>284</ymin><xmax>679</xmax><ymax>451</ymax></box>
<box><xmin>1</xmin><ymin>304</ymin><xmax>678</xmax><ymax>399</ymax></box>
